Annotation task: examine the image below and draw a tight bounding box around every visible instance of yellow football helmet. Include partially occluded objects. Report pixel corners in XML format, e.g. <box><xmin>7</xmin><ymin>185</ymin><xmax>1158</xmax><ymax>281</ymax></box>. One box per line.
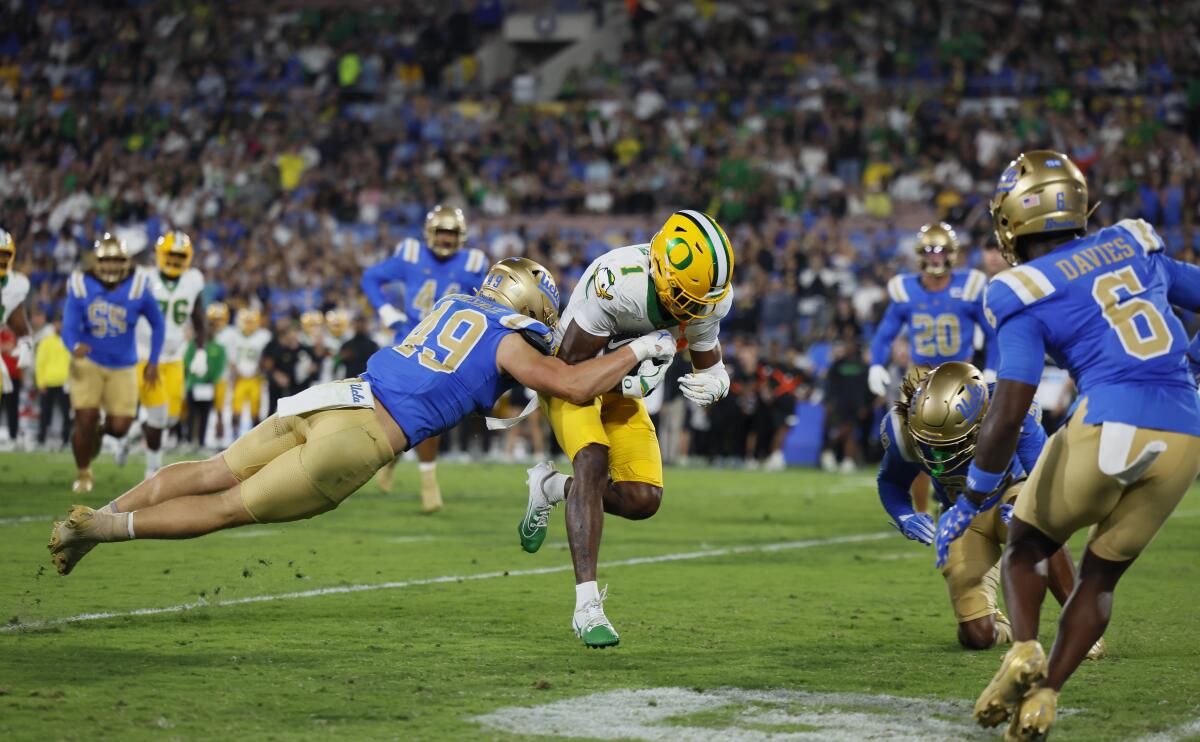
<box><xmin>0</xmin><ymin>229</ymin><xmax>14</xmax><ymax>278</ymax></box>
<box><xmin>424</xmin><ymin>205</ymin><xmax>467</xmax><ymax>259</ymax></box>
<box><xmin>649</xmin><ymin>210</ymin><xmax>734</xmax><ymax>320</ymax></box>
<box><xmin>915</xmin><ymin>222</ymin><xmax>960</xmax><ymax>277</ymax></box>
<box><xmin>990</xmin><ymin>150</ymin><xmax>1094</xmax><ymax>266</ymax></box>
<box><xmin>905</xmin><ymin>361</ymin><xmax>990</xmax><ymax>476</ymax></box>
<box><xmin>92</xmin><ymin>233</ymin><xmax>132</xmax><ymax>284</ymax></box>
<box><xmin>300</xmin><ymin>310</ymin><xmax>324</xmax><ymax>335</ymax></box>
<box><xmin>206</xmin><ymin>302</ymin><xmax>230</xmax><ymax>331</ymax></box>
<box><xmin>325</xmin><ymin>308</ymin><xmax>350</xmax><ymax>337</ymax></box>
<box><xmin>477</xmin><ymin>257</ymin><xmax>560</xmax><ymax>330</ymax></box>
<box><xmin>237</xmin><ymin>308</ymin><xmax>261</xmax><ymax>336</ymax></box>
<box><xmin>155</xmin><ymin>230</ymin><xmax>194</xmax><ymax>278</ymax></box>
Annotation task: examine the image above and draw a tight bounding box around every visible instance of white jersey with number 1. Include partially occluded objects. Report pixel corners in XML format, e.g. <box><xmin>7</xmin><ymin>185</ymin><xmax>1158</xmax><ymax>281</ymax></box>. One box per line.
<box><xmin>136</xmin><ymin>267</ymin><xmax>205</xmax><ymax>363</ymax></box>
<box><xmin>1</xmin><ymin>271</ymin><xmax>30</xmax><ymax>325</ymax></box>
<box><xmin>558</xmin><ymin>244</ymin><xmax>731</xmax><ymax>353</ymax></box>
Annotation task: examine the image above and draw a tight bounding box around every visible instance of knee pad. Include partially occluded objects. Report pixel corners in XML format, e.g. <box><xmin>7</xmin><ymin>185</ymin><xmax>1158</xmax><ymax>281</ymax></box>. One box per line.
<box><xmin>144</xmin><ymin>404</ymin><xmax>169</xmax><ymax>429</ymax></box>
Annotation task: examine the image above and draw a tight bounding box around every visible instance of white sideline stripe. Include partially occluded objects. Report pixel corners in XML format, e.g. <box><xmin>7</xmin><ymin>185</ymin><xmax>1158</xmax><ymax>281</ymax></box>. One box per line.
<box><xmin>0</xmin><ymin>515</ymin><xmax>53</xmax><ymax>525</ymax></box>
<box><xmin>3</xmin><ymin>532</ymin><xmax>890</xmax><ymax>632</ymax></box>
<box><xmin>1135</xmin><ymin>718</ymin><xmax>1200</xmax><ymax>742</ymax></box>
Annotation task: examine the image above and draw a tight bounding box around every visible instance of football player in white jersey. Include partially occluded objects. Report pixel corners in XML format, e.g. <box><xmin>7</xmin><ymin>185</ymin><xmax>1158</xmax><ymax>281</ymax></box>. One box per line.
<box><xmin>130</xmin><ymin>231</ymin><xmax>206</xmax><ymax>479</ymax></box>
<box><xmin>229</xmin><ymin>308</ymin><xmax>272</xmax><ymax>437</ymax></box>
<box><xmin>517</xmin><ymin>209</ymin><xmax>735</xmax><ymax>647</ymax></box>
<box><xmin>0</xmin><ymin>229</ymin><xmax>33</xmax><ymax>399</ymax></box>
<box><xmin>324</xmin><ymin>308</ymin><xmax>352</xmax><ymax>379</ymax></box>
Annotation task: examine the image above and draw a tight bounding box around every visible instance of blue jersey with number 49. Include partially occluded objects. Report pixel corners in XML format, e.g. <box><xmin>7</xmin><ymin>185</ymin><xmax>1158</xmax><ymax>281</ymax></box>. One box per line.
<box><xmin>986</xmin><ymin>218</ymin><xmax>1200</xmax><ymax>435</ymax></box>
<box><xmin>360</xmin><ymin>239</ymin><xmax>488</xmax><ymax>340</ymax></box>
<box><xmin>870</xmin><ymin>268</ymin><xmax>997</xmax><ymax>369</ymax></box>
<box><xmin>362</xmin><ymin>294</ymin><xmax>552</xmax><ymax>448</ymax></box>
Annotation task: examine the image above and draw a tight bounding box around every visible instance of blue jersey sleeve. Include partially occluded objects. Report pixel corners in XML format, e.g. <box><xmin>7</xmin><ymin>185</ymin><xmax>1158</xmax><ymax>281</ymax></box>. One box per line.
<box><xmin>995</xmin><ymin>312</ymin><xmax>1046</xmax><ymax>386</ymax></box>
<box><xmin>1159</xmin><ymin>254</ymin><xmax>1200</xmax><ymax>311</ymax></box>
<box><xmin>361</xmin><ymin>256</ymin><xmax>409</xmax><ymax>311</ymax></box>
<box><xmin>876</xmin><ymin>416</ymin><xmax>922</xmax><ymax>522</ymax></box>
<box><xmin>1014</xmin><ymin>400</ymin><xmax>1048</xmax><ymax>474</ymax></box>
<box><xmin>870</xmin><ymin>301</ymin><xmax>906</xmax><ymax>366</ymax></box>
<box><xmin>140</xmin><ymin>291</ymin><xmax>166</xmax><ymax>363</ymax></box>
<box><xmin>61</xmin><ymin>292</ymin><xmax>85</xmax><ymax>352</ymax></box>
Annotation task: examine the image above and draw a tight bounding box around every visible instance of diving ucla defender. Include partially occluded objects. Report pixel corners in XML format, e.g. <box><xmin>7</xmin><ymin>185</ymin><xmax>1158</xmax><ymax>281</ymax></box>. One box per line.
<box><xmin>0</xmin><ymin>229</ymin><xmax>34</xmax><ymax>400</ymax></box>
<box><xmin>47</xmin><ymin>258</ymin><xmax>675</xmax><ymax>578</ymax></box>
<box><xmin>933</xmin><ymin>151</ymin><xmax>1200</xmax><ymax>741</ymax></box>
<box><xmin>61</xmin><ymin>234</ymin><xmax>165</xmax><ymax>493</ymax></box>
<box><xmin>868</xmin><ymin>222</ymin><xmax>997</xmax><ymax>397</ymax></box>
<box><xmin>879</xmin><ymin>362</ymin><xmax>1103</xmax><ymax>656</ymax></box>
<box><xmin>361</xmin><ymin>205</ymin><xmax>488</xmax><ymax>513</ymax></box>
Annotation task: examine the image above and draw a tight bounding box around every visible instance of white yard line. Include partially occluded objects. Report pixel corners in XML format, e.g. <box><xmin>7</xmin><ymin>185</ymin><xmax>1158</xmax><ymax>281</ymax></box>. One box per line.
<box><xmin>1134</xmin><ymin>718</ymin><xmax>1200</xmax><ymax>742</ymax></box>
<box><xmin>0</xmin><ymin>514</ymin><xmax>54</xmax><ymax>525</ymax></box>
<box><xmin>2</xmin><ymin>531</ymin><xmax>890</xmax><ymax>632</ymax></box>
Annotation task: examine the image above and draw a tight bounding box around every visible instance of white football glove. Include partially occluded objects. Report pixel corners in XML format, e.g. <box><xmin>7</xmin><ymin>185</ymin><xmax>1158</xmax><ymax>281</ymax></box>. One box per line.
<box><xmin>868</xmin><ymin>364</ymin><xmax>892</xmax><ymax>397</ymax></box>
<box><xmin>378</xmin><ymin>303</ymin><xmax>408</xmax><ymax>330</ymax></box>
<box><xmin>14</xmin><ymin>336</ymin><xmax>33</xmax><ymax>371</ymax></box>
<box><xmin>981</xmin><ymin>368</ymin><xmax>997</xmax><ymax>384</ymax></box>
<box><xmin>188</xmin><ymin>351</ymin><xmax>209</xmax><ymax>378</ymax></box>
<box><xmin>679</xmin><ymin>361</ymin><xmax>730</xmax><ymax>407</ymax></box>
<box><xmin>627</xmin><ymin>329</ymin><xmax>676</xmax><ymax>363</ymax></box>
<box><xmin>622</xmin><ymin>357</ymin><xmax>671</xmax><ymax>399</ymax></box>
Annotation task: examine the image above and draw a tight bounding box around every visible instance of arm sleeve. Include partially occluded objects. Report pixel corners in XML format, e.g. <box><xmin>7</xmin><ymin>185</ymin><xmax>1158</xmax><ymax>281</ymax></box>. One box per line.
<box><xmin>1161</xmin><ymin>255</ymin><xmax>1200</xmax><ymax>311</ymax></box>
<box><xmin>684</xmin><ymin>293</ymin><xmax>731</xmax><ymax>352</ymax></box>
<box><xmin>1014</xmin><ymin>402</ymin><xmax>1049</xmax><ymax>474</ymax></box>
<box><xmin>61</xmin><ymin>294</ymin><xmax>83</xmax><ymax>352</ymax></box>
<box><xmin>869</xmin><ymin>301</ymin><xmax>905</xmax><ymax>366</ymax></box>
<box><xmin>360</xmin><ymin>257</ymin><xmax>407</xmax><ymax>310</ymax></box>
<box><xmin>878</xmin><ymin>443</ymin><xmax>922</xmax><ymax>522</ymax></box>
<box><xmin>995</xmin><ymin>313</ymin><xmax>1047</xmax><ymax>386</ymax></box>
<box><xmin>142</xmin><ymin>293</ymin><xmax>166</xmax><ymax>364</ymax></box>
<box><xmin>208</xmin><ymin>343</ymin><xmax>227</xmax><ymax>382</ymax></box>
<box><xmin>972</xmin><ymin>296</ymin><xmax>1000</xmax><ymax>370</ymax></box>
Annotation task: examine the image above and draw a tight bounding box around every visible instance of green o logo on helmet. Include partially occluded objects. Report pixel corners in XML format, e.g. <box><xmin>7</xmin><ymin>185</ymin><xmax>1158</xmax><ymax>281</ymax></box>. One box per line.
<box><xmin>666</xmin><ymin>237</ymin><xmax>694</xmax><ymax>271</ymax></box>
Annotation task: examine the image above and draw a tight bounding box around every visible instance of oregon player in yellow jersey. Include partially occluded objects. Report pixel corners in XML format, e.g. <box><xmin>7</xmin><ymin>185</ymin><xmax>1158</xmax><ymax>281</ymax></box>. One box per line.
<box><xmin>129</xmin><ymin>231</ymin><xmax>206</xmax><ymax>479</ymax></box>
<box><xmin>228</xmin><ymin>308</ymin><xmax>271</xmax><ymax>437</ymax></box>
<box><xmin>0</xmin><ymin>229</ymin><xmax>34</xmax><ymax>401</ymax></box>
<box><xmin>518</xmin><ymin>209</ymin><xmax>734</xmax><ymax>647</ymax></box>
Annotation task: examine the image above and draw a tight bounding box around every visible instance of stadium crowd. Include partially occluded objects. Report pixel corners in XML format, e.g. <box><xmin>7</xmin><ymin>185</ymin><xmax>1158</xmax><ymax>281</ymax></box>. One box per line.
<box><xmin>2</xmin><ymin>0</ymin><xmax>1200</xmax><ymax>467</ymax></box>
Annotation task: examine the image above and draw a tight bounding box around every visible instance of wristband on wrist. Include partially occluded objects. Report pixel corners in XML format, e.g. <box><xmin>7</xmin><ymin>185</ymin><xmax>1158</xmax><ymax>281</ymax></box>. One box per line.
<box><xmin>966</xmin><ymin>461</ymin><xmax>1005</xmax><ymax>494</ymax></box>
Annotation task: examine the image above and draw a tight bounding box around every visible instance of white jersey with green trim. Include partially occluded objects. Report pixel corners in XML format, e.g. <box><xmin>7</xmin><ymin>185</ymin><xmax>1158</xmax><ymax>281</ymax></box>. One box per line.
<box><xmin>215</xmin><ymin>325</ymin><xmax>240</xmax><ymax>381</ymax></box>
<box><xmin>1</xmin><ymin>271</ymin><xmax>30</xmax><ymax>325</ymax></box>
<box><xmin>136</xmin><ymin>267</ymin><xmax>205</xmax><ymax>363</ymax></box>
<box><xmin>231</xmin><ymin>328</ymin><xmax>272</xmax><ymax>378</ymax></box>
<box><xmin>558</xmin><ymin>244</ymin><xmax>731</xmax><ymax>352</ymax></box>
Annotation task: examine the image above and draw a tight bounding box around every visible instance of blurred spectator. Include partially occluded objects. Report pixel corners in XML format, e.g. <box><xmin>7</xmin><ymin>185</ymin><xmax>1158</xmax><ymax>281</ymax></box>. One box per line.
<box><xmin>821</xmin><ymin>341</ymin><xmax>872</xmax><ymax>473</ymax></box>
<box><xmin>338</xmin><ymin>315</ymin><xmax>379</xmax><ymax>379</ymax></box>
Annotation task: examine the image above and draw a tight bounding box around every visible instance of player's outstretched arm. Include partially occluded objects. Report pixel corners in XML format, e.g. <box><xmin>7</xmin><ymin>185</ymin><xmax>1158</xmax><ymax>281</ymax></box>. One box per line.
<box><xmin>497</xmin><ymin>330</ymin><xmax>673</xmax><ymax>406</ymax></box>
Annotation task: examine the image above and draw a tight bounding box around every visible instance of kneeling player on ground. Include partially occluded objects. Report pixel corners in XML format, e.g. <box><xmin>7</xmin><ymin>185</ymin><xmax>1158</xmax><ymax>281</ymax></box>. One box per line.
<box><xmin>879</xmin><ymin>362</ymin><xmax>1104</xmax><ymax>655</ymax></box>
<box><xmin>48</xmin><ymin>258</ymin><xmax>676</xmax><ymax>576</ymax></box>
<box><xmin>518</xmin><ymin>210</ymin><xmax>734</xmax><ymax>648</ymax></box>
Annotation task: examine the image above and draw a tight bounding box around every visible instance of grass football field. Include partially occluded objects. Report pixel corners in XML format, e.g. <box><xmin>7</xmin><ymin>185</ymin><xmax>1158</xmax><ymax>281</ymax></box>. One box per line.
<box><xmin>1</xmin><ymin>451</ymin><xmax>1198</xmax><ymax>741</ymax></box>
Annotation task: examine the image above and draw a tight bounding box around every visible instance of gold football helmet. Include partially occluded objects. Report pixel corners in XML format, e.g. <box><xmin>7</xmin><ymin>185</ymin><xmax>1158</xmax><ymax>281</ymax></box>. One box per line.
<box><xmin>905</xmin><ymin>361</ymin><xmax>990</xmax><ymax>476</ymax></box>
<box><xmin>206</xmin><ymin>302</ymin><xmax>230</xmax><ymax>331</ymax></box>
<box><xmin>155</xmin><ymin>230</ymin><xmax>194</xmax><ymax>278</ymax></box>
<box><xmin>424</xmin><ymin>205</ymin><xmax>467</xmax><ymax>259</ymax></box>
<box><xmin>325</xmin><ymin>308</ymin><xmax>350</xmax><ymax>337</ymax></box>
<box><xmin>300</xmin><ymin>310</ymin><xmax>324</xmax><ymax>335</ymax></box>
<box><xmin>237</xmin><ymin>308</ymin><xmax>261</xmax><ymax>336</ymax></box>
<box><xmin>92</xmin><ymin>233</ymin><xmax>132</xmax><ymax>284</ymax></box>
<box><xmin>649</xmin><ymin>210</ymin><xmax>734</xmax><ymax>320</ymax></box>
<box><xmin>990</xmin><ymin>150</ymin><xmax>1094</xmax><ymax>265</ymax></box>
<box><xmin>477</xmin><ymin>257</ymin><xmax>560</xmax><ymax>330</ymax></box>
<box><xmin>915</xmin><ymin>222</ymin><xmax>960</xmax><ymax>277</ymax></box>
<box><xmin>0</xmin><ymin>229</ymin><xmax>14</xmax><ymax>277</ymax></box>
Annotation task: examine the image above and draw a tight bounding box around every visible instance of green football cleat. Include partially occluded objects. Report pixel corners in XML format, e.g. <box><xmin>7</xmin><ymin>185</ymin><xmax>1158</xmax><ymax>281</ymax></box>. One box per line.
<box><xmin>572</xmin><ymin>586</ymin><xmax>619</xmax><ymax>649</ymax></box>
<box><xmin>518</xmin><ymin>461</ymin><xmax>560</xmax><ymax>553</ymax></box>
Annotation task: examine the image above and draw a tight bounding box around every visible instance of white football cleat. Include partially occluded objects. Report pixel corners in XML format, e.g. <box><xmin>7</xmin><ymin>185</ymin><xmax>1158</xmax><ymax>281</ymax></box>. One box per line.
<box><xmin>572</xmin><ymin>585</ymin><xmax>619</xmax><ymax>648</ymax></box>
<box><xmin>518</xmin><ymin>461</ymin><xmax>561</xmax><ymax>554</ymax></box>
